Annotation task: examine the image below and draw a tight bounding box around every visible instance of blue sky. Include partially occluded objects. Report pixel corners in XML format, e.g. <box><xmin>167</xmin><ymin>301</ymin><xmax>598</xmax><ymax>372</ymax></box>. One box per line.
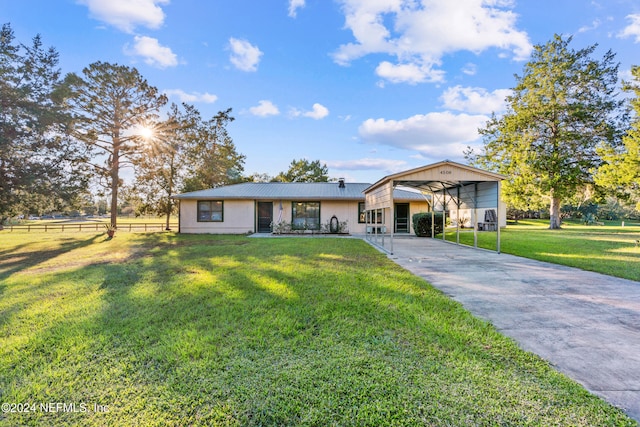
<box><xmin>2</xmin><ymin>0</ymin><xmax>640</xmax><ymax>183</ymax></box>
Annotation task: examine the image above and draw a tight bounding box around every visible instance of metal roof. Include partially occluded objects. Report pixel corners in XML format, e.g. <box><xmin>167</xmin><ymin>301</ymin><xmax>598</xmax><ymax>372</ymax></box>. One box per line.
<box><xmin>365</xmin><ymin>160</ymin><xmax>505</xmax><ymax>194</ymax></box>
<box><xmin>173</xmin><ymin>182</ymin><xmax>426</xmax><ymax>201</ymax></box>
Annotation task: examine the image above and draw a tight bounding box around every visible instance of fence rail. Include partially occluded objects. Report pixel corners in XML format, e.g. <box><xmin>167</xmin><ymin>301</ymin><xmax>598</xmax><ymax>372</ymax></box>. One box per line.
<box><xmin>3</xmin><ymin>223</ymin><xmax>178</xmax><ymax>232</ymax></box>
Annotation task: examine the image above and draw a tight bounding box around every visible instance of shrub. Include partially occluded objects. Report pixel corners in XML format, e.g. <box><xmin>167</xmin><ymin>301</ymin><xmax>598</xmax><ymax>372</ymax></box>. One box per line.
<box><xmin>412</xmin><ymin>212</ymin><xmax>444</xmax><ymax>237</ymax></box>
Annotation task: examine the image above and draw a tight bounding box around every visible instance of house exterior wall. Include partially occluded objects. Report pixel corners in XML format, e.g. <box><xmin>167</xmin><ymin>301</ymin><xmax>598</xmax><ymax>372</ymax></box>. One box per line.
<box><xmin>364</xmin><ymin>182</ymin><xmax>393</xmax><ymax>211</ymax></box>
<box><xmin>407</xmin><ymin>201</ymin><xmax>430</xmax><ymax>233</ymax></box>
<box><xmin>178</xmin><ymin>198</ymin><xmax>429</xmax><ymax>234</ymax></box>
<box><xmin>179</xmin><ymin>199</ymin><xmax>255</xmax><ymax>234</ymax></box>
<box><xmin>271</xmin><ymin>200</ymin><xmax>362</xmax><ymax>232</ymax></box>
<box><xmin>370</xmin><ymin>200</ymin><xmax>431</xmax><ymax>235</ymax></box>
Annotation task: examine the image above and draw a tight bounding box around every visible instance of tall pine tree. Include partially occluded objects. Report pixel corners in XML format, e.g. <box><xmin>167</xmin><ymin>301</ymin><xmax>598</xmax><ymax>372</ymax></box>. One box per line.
<box><xmin>62</xmin><ymin>61</ymin><xmax>167</xmax><ymax>229</ymax></box>
<box><xmin>0</xmin><ymin>23</ymin><xmax>86</xmax><ymax>222</ymax></box>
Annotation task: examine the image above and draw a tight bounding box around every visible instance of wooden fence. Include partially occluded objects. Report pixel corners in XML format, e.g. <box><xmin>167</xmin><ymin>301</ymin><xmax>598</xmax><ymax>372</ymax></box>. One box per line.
<box><xmin>2</xmin><ymin>223</ymin><xmax>178</xmax><ymax>232</ymax></box>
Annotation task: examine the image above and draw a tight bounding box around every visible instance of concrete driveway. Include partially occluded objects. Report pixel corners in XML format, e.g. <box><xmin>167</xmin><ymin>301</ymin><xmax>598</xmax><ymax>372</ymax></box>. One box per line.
<box><xmin>378</xmin><ymin>236</ymin><xmax>640</xmax><ymax>421</ymax></box>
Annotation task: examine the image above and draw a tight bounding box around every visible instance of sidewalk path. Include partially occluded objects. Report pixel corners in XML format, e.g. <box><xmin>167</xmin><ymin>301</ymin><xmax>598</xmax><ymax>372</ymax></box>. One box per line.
<box><xmin>378</xmin><ymin>236</ymin><xmax>640</xmax><ymax>421</ymax></box>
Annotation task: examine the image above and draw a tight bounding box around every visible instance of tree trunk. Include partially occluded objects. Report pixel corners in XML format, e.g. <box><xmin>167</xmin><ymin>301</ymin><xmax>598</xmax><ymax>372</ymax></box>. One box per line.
<box><xmin>164</xmin><ymin>210</ymin><xmax>171</xmax><ymax>231</ymax></box>
<box><xmin>110</xmin><ymin>136</ymin><xmax>120</xmax><ymax>229</ymax></box>
<box><xmin>165</xmin><ymin>154</ymin><xmax>175</xmax><ymax>230</ymax></box>
<box><xmin>110</xmin><ymin>157</ymin><xmax>118</xmax><ymax>228</ymax></box>
<box><xmin>549</xmin><ymin>191</ymin><xmax>561</xmax><ymax>229</ymax></box>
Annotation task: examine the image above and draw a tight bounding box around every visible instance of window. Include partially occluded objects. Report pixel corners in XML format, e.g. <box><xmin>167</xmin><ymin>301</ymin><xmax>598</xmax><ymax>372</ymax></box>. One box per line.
<box><xmin>292</xmin><ymin>202</ymin><xmax>320</xmax><ymax>230</ymax></box>
<box><xmin>358</xmin><ymin>202</ymin><xmax>366</xmax><ymax>223</ymax></box>
<box><xmin>197</xmin><ymin>201</ymin><xmax>223</xmax><ymax>222</ymax></box>
<box><xmin>365</xmin><ymin>209</ymin><xmax>383</xmax><ymax>224</ymax></box>
<box><xmin>360</xmin><ymin>206</ymin><xmax>383</xmax><ymax>224</ymax></box>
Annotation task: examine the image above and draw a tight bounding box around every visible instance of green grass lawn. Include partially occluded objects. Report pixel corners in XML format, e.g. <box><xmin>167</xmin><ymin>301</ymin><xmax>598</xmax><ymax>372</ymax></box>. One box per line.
<box><xmin>0</xmin><ymin>232</ymin><xmax>635</xmax><ymax>426</ymax></box>
<box><xmin>443</xmin><ymin>220</ymin><xmax>640</xmax><ymax>281</ymax></box>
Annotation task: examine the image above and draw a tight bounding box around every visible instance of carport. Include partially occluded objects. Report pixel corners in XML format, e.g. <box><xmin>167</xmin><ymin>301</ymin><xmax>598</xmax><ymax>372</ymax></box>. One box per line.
<box><xmin>363</xmin><ymin>160</ymin><xmax>505</xmax><ymax>254</ymax></box>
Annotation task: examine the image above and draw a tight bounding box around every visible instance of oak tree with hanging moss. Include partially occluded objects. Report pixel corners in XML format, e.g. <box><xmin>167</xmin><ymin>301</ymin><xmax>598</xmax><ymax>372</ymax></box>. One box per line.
<box><xmin>469</xmin><ymin>34</ymin><xmax>623</xmax><ymax>229</ymax></box>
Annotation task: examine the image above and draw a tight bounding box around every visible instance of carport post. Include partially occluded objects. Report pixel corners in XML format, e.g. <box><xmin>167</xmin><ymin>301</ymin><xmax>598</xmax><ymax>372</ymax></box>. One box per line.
<box><xmin>473</xmin><ymin>183</ymin><xmax>478</xmax><ymax>248</ymax></box>
<box><xmin>430</xmin><ymin>190</ymin><xmax>435</xmax><ymax>239</ymax></box>
<box><xmin>497</xmin><ymin>180</ymin><xmax>501</xmax><ymax>254</ymax></box>
<box><xmin>390</xmin><ymin>182</ymin><xmax>395</xmax><ymax>255</ymax></box>
<box><xmin>442</xmin><ymin>184</ymin><xmax>446</xmax><ymax>243</ymax></box>
<box><xmin>456</xmin><ymin>185</ymin><xmax>460</xmax><ymax>245</ymax></box>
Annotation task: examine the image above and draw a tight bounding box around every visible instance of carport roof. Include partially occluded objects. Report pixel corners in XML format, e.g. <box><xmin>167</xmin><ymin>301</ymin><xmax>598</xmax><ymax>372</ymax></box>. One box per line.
<box><xmin>364</xmin><ymin>160</ymin><xmax>505</xmax><ymax>193</ymax></box>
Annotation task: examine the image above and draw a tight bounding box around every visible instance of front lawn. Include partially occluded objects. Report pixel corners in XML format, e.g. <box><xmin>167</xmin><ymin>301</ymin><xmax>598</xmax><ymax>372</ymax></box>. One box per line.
<box><xmin>443</xmin><ymin>220</ymin><xmax>640</xmax><ymax>281</ymax></box>
<box><xmin>0</xmin><ymin>232</ymin><xmax>634</xmax><ymax>426</ymax></box>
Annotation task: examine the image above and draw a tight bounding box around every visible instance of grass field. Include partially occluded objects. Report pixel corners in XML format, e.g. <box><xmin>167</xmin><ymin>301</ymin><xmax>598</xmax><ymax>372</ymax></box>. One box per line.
<box><xmin>443</xmin><ymin>220</ymin><xmax>640</xmax><ymax>281</ymax></box>
<box><xmin>0</xmin><ymin>231</ymin><xmax>635</xmax><ymax>426</ymax></box>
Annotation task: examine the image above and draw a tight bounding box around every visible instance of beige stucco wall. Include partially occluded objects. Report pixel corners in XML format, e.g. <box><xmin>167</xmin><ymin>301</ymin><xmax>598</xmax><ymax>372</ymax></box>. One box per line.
<box><xmin>366</xmin><ymin>202</ymin><xmax>430</xmax><ymax>235</ymax></box>
<box><xmin>179</xmin><ymin>200</ymin><xmax>255</xmax><ymax>234</ymax></box>
<box><xmin>271</xmin><ymin>200</ymin><xmax>364</xmax><ymax>233</ymax></box>
<box><xmin>178</xmin><ymin>198</ymin><xmax>429</xmax><ymax>234</ymax></box>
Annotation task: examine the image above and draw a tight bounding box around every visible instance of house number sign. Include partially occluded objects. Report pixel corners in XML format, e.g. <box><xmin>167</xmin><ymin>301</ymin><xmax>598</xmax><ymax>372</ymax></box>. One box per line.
<box><xmin>439</xmin><ymin>170</ymin><xmax>452</xmax><ymax>175</ymax></box>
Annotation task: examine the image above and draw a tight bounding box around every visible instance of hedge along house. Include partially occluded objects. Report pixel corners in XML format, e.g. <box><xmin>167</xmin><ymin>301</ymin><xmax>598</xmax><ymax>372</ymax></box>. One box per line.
<box><xmin>172</xmin><ymin>179</ymin><xmax>430</xmax><ymax>235</ymax></box>
<box><xmin>363</xmin><ymin>160</ymin><xmax>506</xmax><ymax>254</ymax></box>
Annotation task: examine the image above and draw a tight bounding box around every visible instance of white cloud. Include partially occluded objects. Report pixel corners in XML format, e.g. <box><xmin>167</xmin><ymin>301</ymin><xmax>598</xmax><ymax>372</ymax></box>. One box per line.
<box><xmin>291</xmin><ymin>103</ymin><xmax>330</xmax><ymax>119</ymax></box>
<box><xmin>578</xmin><ymin>19</ymin><xmax>601</xmax><ymax>33</ymax></box>
<box><xmin>619</xmin><ymin>68</ymin><xmax>634</xmax><ymax>82</ymax></box>
<box><xmin>619</xmin><ymin>14</ymin><xmax>640</xmax><ymax>42</ymax></box>
<box><xmin>164</xmin><ymin>89</ymin><xmax>218</xmax><ymax>103</ymax></box>
<box><xmin>125</xmin><ymin>36</ymin><xmax>178</xmax><ymax>68</ymax></box>
<box><xmin>333</xmin><ymin>0</ymin><xmax>532</xmax><ymax>84</ymax></box>
<box><xmin>358</xmin><ymin>111</ymin><xmax>488</xmax><ymax>159</ymax></box>
<box><xmin>228</xmin><ymin>38</ymin><xmax>263</xmax><ymax>72</ymax></box>
<box><xmin>249</xmin><ymin>100</ymin><xmax>280</xmax><ymax>117</ymax></box>
<box><xmin>288</xmin><ymin>0</ymin><xmax>305</xmax><ymax>18</ymax></box>
<box><xmin>462</xmin><ymin>63</ymin><xmax>477</xmax><ymax>76</ymax></box>
<box><xmin>327</xmin><ymin>157</ymin><xmax>408</xmax><ymax>172</ymax></box>
<box><xmin>376</xmin><ymin>61</ymin><xmax>444</xmax><ymax>84</ymax></box>
<box><xmin>305</xmin><ymin>103</ymin><xmax>330</xmax><ymax>119</ymax></box>
<box><xmin>79</xmin><ymin>0</ymin><xmax>168</xmax><ymax>33</ymax></box>
<box><xmin>440</xmin><ymin>86</ymin><xmax>511</xmax><ymax>114</ymax></box>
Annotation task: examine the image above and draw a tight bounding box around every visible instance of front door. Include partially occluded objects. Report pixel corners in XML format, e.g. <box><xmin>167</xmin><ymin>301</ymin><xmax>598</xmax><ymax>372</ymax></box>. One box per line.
<box><xmin>257</xmin><ymin>202</ymin><xmax>273</xmax><ymax>233</ymax></box>
<box><xmin>395</xmin><ymin>203</ymin><xmax>410</xmax><ymax>233</ymax></box>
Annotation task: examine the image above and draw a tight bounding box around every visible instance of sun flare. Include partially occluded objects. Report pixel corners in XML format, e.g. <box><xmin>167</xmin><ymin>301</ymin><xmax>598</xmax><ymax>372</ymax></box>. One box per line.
<box><xmin>139</xmin><ymin>125</ymin><xmax>154</xmax><ymax>140</ymax></box>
